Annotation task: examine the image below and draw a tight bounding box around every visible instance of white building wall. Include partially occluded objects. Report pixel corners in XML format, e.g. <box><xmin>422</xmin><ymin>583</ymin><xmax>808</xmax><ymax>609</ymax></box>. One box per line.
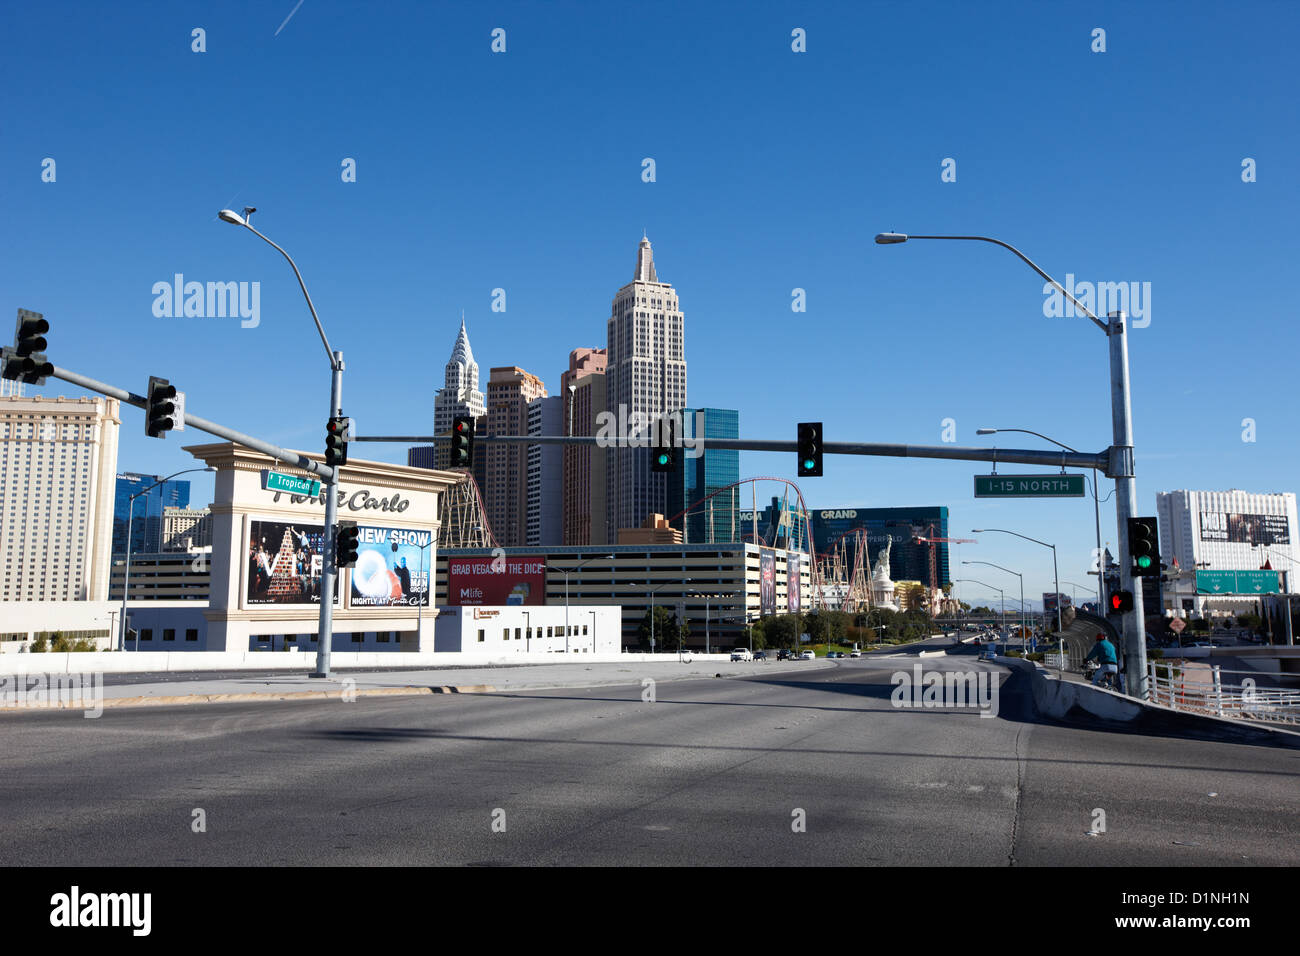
<box><xmin>434</xmin><ymin>604</ymin><xmax>622</xmax><ymax>654</ymax></box>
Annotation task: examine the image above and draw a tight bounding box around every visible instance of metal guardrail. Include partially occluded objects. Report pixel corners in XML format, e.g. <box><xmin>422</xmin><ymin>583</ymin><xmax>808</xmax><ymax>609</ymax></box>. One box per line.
<box><xmin>1145</xmin><ymin>662</ymin><xmax>1300</xmax><ymax>725</ymax></box>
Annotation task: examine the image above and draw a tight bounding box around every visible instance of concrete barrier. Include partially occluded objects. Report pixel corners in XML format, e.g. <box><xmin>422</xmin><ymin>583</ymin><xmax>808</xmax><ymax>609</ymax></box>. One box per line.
<box><xmin>994</xmin><ymin>655</ymin><xmax>1299</xmax><ymax>745</ymax></box>
<box><xmin>0</xmin><ymin>650</ymin><xmax>740</xmax><ymax>676</ymax></box>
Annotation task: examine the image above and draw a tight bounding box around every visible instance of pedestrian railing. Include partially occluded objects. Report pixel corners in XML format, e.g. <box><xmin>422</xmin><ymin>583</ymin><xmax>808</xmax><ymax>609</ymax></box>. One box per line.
<box><xmin>1145</xmin><ymin>662</ymin><xmax>1300</xmax><ymax>726</ymax></box>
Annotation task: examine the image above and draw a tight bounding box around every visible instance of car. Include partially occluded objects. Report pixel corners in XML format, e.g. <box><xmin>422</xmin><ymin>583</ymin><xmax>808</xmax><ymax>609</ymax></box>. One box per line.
<box><xmin>827</xmin><ymin>651</ymin><xmax>841</xmax><ymax>658</ymax></box>
<box><xmin>753</xmin><ymin>651</ymin><xmax>768</xmax><ymax>661</ymax></box>
<box><xmin>849</xmin><ymin>651</ymin><xmax>862</xmax><ymax>658</ymax></box>
<box><xmin>799</xmin><ymin>650</ymin><xmax>815</xmax><ymax>660</ymax></box>
<box><xmin>776</xmin><ymin>648</ymin><xmax>793</xmax><ymax>661</ymax></box>
<box><xmin>730</xmin><ymin>647</ymin><xmax>753</xmax><ymax>662</ymax></box>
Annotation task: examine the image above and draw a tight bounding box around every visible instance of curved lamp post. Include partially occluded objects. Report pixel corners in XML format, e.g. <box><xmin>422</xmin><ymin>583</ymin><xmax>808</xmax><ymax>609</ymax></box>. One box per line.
<box><xmin>219</xmin><ymin>207</ymin><xmax>343</xmax><ymax>678</ymax></box>
<box><xmin>877</xmin><ymin>231</ymin><xmax>1146</xmax><ymax>697</ymax></box>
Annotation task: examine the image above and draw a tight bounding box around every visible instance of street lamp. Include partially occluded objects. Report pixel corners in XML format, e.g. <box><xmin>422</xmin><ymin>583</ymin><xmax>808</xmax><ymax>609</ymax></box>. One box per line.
<box><xmin>548</xmin><ymin>554</ymin><xmax>613</xmax><ymax>653</ymax></box>
<box><xmin>952</xmin><ymin>577</ymin><xmax>1005</xmax><ymax>653</ymax></box>
<box><xmin>977</xmin><ymin>426</ymin><xmax>1106</xmax><ymax>611</ymax></box>
<box><xmin>119</xmin><ymin>467</ymin><xmax>214</xmax><ymax>650</ymax></box>
<box><xmin>878</xmin><ymin>232</ymin><xmax>1147</xmax><ymax>698</ymax></box>
<box><xmin>973</xmin><ymin>527</ymin><xmax>1063</xmax><ymax>675</ymax></box>
<box><xmin>220</xmin><ymin>207</ymin><xmax>344</xmax><ymax>679</ymax></box>
<box><xmin>963</xmin><ymin>560</ymin><xmax>1025</xmax><ymax>648</ymax></box>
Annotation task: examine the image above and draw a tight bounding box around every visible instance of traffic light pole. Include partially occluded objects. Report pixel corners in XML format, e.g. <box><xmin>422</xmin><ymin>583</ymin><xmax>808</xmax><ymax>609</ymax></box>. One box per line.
<box><xmin>1108</xmin><ymin>311</ymin><xmax>1147</xmax><ymax>698</ymax></box>
<box><xmin>315</xmin><ymin>354</ymin><xmax>344</xmax><ymax>679</ymax></box>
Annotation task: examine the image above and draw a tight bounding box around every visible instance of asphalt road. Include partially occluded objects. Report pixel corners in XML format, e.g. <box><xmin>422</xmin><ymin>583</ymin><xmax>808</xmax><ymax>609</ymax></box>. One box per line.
<box><xmin>3</xmin><ymin>653</ymin><xmax>1296</xmax><ymax>866</ymax></box>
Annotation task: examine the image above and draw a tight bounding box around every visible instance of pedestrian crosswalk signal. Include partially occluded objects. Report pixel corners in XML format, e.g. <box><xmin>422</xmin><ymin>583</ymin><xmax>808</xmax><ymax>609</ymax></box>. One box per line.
<box><xmin>1110</xmin><ymin>590</ymin><xmax>1134</xmax><ymax>614</ymax></box>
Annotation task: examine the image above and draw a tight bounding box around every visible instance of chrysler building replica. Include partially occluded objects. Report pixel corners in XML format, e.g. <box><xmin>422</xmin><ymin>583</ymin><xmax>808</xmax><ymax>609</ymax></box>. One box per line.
<box><xmin>433</xmin><ymin>318</ymin><xmax>486</xmax><ymax>470</ymax></box>
<box><xmin>605</xmin><ymin>235</ymin><xmax>687</xmax><ymax>538</ymax></box>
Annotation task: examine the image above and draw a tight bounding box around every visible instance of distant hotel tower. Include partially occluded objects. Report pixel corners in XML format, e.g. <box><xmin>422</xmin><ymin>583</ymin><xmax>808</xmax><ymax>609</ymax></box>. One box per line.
<box><xmin>605</xmin><ymin>235</ymin><xmax>687</xmax><ymax>539</ymax></box>
<box><xmin>430</xmin><ymin>318</ymin><xmax>486</xmax><ymax>470</ymax></box>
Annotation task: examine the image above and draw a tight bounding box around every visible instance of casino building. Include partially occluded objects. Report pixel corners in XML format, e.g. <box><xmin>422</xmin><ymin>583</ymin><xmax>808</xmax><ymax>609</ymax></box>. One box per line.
<box><xmin>737</xmin><ymin>500</ymin><xmax>952</xmax><ymax>588</ymax></box>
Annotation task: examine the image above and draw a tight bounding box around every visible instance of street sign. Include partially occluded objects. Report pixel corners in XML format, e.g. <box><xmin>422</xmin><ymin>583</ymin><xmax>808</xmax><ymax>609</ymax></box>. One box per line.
<box><xmin>973</xmin><ymin>474</ymin><xmax>1086</xmax><ymax>498</ymax></box>
<box><xmin>1195</xmin><ymin>569</ymin><xmax>1280</xmax><ymax>595</ymax></box>
<box><xmin>263</xmin><ymin>470</ymin><xmax>321</xmax><ymax>497</ymax></box>
<box><xmin>1169</xmin><ymin>618</ymin><xmax>1186</xmax><ymax>634</ymax></box>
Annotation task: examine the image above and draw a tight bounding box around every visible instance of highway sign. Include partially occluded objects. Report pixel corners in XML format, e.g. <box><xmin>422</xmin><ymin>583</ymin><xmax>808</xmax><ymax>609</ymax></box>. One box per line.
<box><xmin>974</xmin><ymin>474</ymin><xmax>1085</xmax><ymax>498</ymax></box>
<box><xmin>264</xmin><ymin>470</ymin><xmax>321</xmax><ymax>497</ymax></box>
<box><xmin>1195</xmin><ymin>569</ymin><xmax>1280</xmax><ymax>595</ymax></box>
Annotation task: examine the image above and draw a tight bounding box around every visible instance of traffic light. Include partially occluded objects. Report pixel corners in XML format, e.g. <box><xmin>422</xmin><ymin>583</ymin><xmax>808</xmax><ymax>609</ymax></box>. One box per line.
<box><xmin>797</xmin><ymin>422</ymin><xmax>822</xmax><ymax>477</ymax></box>
<box><xmin>651</xmin><ymin>415</ymin><xmax>676</xmax><ymax>473</ymax></box>
<box><xmin>1110</xmin><ymin>590</ymin><xmax>1134</xmax><ymax>614</ymax></box>
<box><xmin>1128</xmin><ymin>516</ymin><xmax>1160</xmax><ymax>577</ymax></box>
<box><xmin>1</xmin><ymin>309</ymin><xmax>54</xmax><ymax>385</ymax></box>
<box><xmin>325</xmin><ymin>416</ymin><xmax>349</xmax><ymax>467</ymax></box>
<box><xmin>451</xmin><ymin>415</ymin><xmax>474</xmax><ymax>468</ymax></box>
<box><xmin>336</xmin><ymin>524</ymin><xmax>360</xmax><ymax>567</ymax></box>
<box><xmin>146</xmin><ymin>376</ymin><xmax>184</xmax><ymax>438</ymax></box>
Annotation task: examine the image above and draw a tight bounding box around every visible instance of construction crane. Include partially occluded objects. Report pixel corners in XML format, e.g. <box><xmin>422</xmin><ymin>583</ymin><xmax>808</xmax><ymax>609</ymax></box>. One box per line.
<box><xmin>911</xmin><ymin>523</ymin><xmax>976</xmax><ymax>591</ymax></box>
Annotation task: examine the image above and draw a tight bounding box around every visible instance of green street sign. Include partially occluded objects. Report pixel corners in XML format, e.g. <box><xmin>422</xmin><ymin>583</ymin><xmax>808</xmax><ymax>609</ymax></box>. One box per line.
<box><xmin>973</xmin><ymin>474</ymin><xmax>1086</xmax><ymax>498</ymax></box>
<box><xmin>1196</xmin><ymin>569</ymin><xmax>1280</xmax><ymax>595</ymax></box>
<box><xmin>264</xmin><ymin>470</ymin><xmax>321</xmax><ymax>497</ymax></box>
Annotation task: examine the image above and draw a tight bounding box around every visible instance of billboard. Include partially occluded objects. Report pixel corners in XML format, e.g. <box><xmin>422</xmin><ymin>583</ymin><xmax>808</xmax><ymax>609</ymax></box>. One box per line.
<box><xmin>246</xmin><ymin>519</ymin><xmax>338</xmax><ymax>606</ymax></box>
<box><xmin>447</xmin><ymin>554</ymin><xmax>546</xmax><ymax>606</ymax></box>
<box><xmin>760</xmin><ymin>549</ymin><xmax>776</xmax><ymax>615</ymax></box>
<box><xmin>1199</xmin><ymin>511</ymin><xmax>1290</xmax><ymax>546</ymax></box>
<box><xmin>1042</xmin><ymin>592</ymin><xmax>1073</xmax><ymax>615</ymax></box>
<box><xmin>350</xmin><ymin>526</ymin><xmax>432</xmax><ymax>608</ymax></box>
<box><xmin>786</xmin><ymin>552</ymin><xmax>801</xmax><ymax>615</ymax></box>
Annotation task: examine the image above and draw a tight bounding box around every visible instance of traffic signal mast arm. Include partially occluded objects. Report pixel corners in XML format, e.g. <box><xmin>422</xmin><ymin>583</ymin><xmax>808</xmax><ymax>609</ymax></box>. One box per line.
<box><xmin>47</xmin><ymin>363</ymin><xmax>333</xmax><ymax>480</ymax></box>
<box><xmin>353</xmin><ymin>434</ymin><xmax>1116</xmax><ymax>474</ymax></box>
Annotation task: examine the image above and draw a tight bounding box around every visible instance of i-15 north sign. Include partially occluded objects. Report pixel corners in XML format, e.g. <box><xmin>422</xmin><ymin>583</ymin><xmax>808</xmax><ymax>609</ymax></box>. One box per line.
<box><xmin>973</xmin><ymin>474</ymin><xmax>1086</xmax><ymax>498</ymax></box>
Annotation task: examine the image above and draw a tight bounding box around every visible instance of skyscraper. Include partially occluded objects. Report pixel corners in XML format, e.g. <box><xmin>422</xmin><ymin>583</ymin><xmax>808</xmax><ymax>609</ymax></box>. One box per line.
<box><xmin>0</xmin><ymin>395</ymin><xmax>120</xmax><ymax>602</ymax></box>
<box><xmin>432</xmin><ymin>318</ymin><xmax>486</xmax><ymax>470</ymax></box>
<box><xmin>561</xmin><ymin>347</ymin><xmax>608</xmax><ymax>545</ymax></box>
<box><xmin>526</xmin><ymin>395</ymin><xmax>563</xmax><ymax>546</ymax></box>
<box><xmin>113</xmin><ymin>472</ymin><xmax>192</xmax><ymax>554</ymax></box>
<box><xmin>484</xmin><ymin>366</ymin><xmax>547</xmax><ymax>546</ymax></box>
<box><xmin>666</xmin><ymin>408</ymin><xmax>740</xmax><ymax>544</ymax></box>
<box><xmin>605</xmin><ymin>235</ymin><xmax>687</xmax><ymax>538</ymax></box>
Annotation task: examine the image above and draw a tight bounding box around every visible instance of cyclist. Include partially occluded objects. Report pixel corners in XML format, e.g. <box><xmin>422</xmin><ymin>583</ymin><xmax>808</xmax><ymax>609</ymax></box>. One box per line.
<box><xmin>1084</xmin><ymin>632</ymin><xmax>1119</xmax><ymax>687</ymax></box>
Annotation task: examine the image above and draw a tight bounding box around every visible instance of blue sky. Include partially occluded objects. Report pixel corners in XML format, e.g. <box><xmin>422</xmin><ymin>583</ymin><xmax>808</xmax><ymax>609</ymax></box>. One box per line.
<box><xmin>3</xmin><ymin>0</ymin><xmax>1297</xmax><ymax>604</ymax></box>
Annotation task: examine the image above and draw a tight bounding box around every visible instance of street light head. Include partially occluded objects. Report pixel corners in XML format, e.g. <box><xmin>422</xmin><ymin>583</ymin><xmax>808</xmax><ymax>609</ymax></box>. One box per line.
<box><xmin>218</xmin><ymin>209</ymin><xmax>246</xmax><ymax>226</ymax></box>
<box><xmin>874</xmin><ymin>232</ymin><xmax>908</xmax><ymax>245</ymax></box>
<box><xmin>971</xmin><ymin>529</ymin><xmax>984</xmax><ymax>533</ymax></box>
<box><xmin>975</xmin><ymin>428</ymin><xmax>997</xmax><ymax>435</ymax></box>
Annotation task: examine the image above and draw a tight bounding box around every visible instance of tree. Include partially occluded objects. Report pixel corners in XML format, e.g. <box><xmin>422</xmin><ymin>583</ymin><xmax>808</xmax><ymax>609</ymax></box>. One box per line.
<box><xmin>763</xmin><ymin>614</ymin><xmax>801</xmax><ymax>650</ymax></box>
<box><xmin>636</xmin><ymin>606</ymin><xmax>678</xmax><ymax>651</ymax></box>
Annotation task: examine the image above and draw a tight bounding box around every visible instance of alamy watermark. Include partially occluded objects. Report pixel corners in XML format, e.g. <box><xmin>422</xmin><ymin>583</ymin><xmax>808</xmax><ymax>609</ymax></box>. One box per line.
<box><xmin>890</xmin><ymin>663</ymin><xmax>999</xmax><ymax>718</ymax></box>
<box><xmin>1</xmin><ymin>672</ymin><xmax>103</xmax><ymax>717</ymax></box>
<box><xmin>152</xmin><ymin>274</ymin><xmax>260</xmax><ymax>328</ymax></box>
<box><xmin>1043</xmin><ymin>275</ymin><xmax>1150</xmax><ymax>328</ymax></box>
<box><xmin>594</xmin><ymin>407</ymin><xmax>705</xmax><ymax>458</ymax></box>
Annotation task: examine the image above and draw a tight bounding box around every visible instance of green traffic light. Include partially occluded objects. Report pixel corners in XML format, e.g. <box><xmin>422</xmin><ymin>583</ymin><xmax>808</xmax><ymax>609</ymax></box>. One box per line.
<box><xmin>803</xmin><ymin>459</ymin><xmax>815</xmax><ymax>471</ymax></box>
<box><xmin>1137</xmin><ymin>555</ymin><xmax>1152</xmax><ymax>568</ymax></box>
<box><xmin>657</xmin><ymin>454</ymin><xmax>669</xmax><ymax>465</ymax></box>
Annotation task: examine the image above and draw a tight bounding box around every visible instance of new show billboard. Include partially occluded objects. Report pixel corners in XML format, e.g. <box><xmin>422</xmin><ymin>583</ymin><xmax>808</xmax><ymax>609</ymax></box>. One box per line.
<box><xmin>786</xmin><ymin>552</ymin><xmax>801</xmax><ymax>615</ymax></box>
<box><xmin>760</xmin><ymin>549</ymin><xmax>776</xmax><ymax>616</ymax></box>
<box><xmin>447</xmin><ymin>554</ymin><xmax>546</xmax><ymax>606</ymax></box>
<box><xmin>350</xmin><ymin>526</ymin><xmax>432</xmax><ymax>608</ymax></box>
<box><xmin>1199</xmin><ymin>512</ymin><xmax>1290</xmax><ymax>546</ymax></box>
<box><xmin>246</xmin><ymin>519</ymin><xmax>338</xmax><ymax>606</ymax></box>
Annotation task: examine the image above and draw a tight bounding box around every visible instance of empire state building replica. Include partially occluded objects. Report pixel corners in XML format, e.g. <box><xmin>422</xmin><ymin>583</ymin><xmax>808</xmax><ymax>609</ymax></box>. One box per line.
<box><xmin>605</xmin><ymin>235</ymin><xmax>687</xmax><ymax>539</ymax></box>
